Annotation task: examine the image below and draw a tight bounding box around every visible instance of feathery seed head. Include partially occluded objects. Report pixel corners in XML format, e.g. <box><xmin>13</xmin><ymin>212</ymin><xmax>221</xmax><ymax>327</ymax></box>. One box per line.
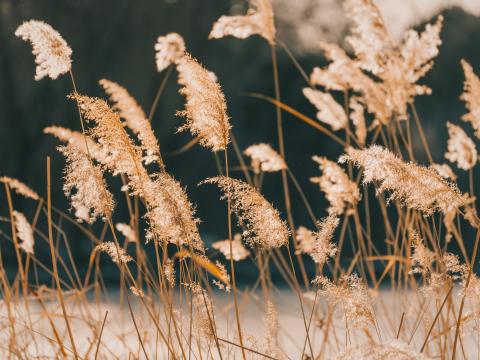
<box><xmin>130</xmin><ymin>286</ymin><xmax>145</xmax><ymax>298</ymax></box>
<box><xmin>303</xmin><ymin>88</ymin><xmax>348</xmax><ymax>131</ymax></box>
<box><xmin>409</xmin><ymin>231</ymin><xmax>434</xmax><ymax>275</ymax></box>
<box><xmin>344</xmin><ymin>0</ymin><xmax>391</xmax><ymax>75</ymax></box>
<box><xmin>311</xmin><ymin>156</ymin><xmax>360</xmax><ymax>215</ymax></box>
<box><xmin>209</xmin><ymin>0</ymin><xmax>276</xmax><ymax>45</ymax></box>
<box><xmin>265</xmin><ymin>299</ymin><xmax>281</xmax><ymax>357</ymax></box>
<box><xmin>13</xmin><ymin>211</ymin><xmax>35</xmax><ymax>254</ymax></box>
<box><xmin>340</xmin><ymin>146</ymin><xmax>471</xmax><ymax>220</ymax></box>
<box><xmin>164</xmin><ymin>258</ymin><xmax>176</xmax><ymax>288</ymax></box>
<box><xmin>201</xmin><ymin>176</ymin><xmax>289</xmax><ymax>250</ymax></box>
<box><xmin>445</xmin><ymin>122</ymin><xmax>478</xmax><ymax>170</ymax></box>
<box><xmin>95</xmin><ymin>241</ymin><xmax>132</xmax><ymax>264</ymax></box>
<box><xmin>350</xmin><ymin>97</ymin><xmax>367</xmax><ymax>146</ymax></box>
<box><xmin>68</xmin><ymin>93</ymin><xmax>149</xmax><ymax>191</ymax></box>
<box><xmin>176</xmin><ymin>54</ymin><xmax>231</xmax><ymax>151</ymax></box>
<box><xmin>115</xmin><ymin>223</ymin><xmax>138</xmax><ymax>243</ymax></box>
<box><xmin>460</xmin><ymin>59</ymin><xmax>480</xmax><ymax>138</ymax></box>
<box><xmin>212</xmin><ymin>233</ymin><xmax>250</xmax><ymax>261</ymax></box>
<box><xmin>59</xmin><ymin>143</ymin><xmax>115</xmax><ymax>223</ymax></box>
<box><xmin>334</xmin><ymin>340</ymin><xmax>432</xmax><ymax>360</ymax></box>
<box><xmin>0</xmin><ymin>176</ymin><xmax>39</xmax><ymax>201</ymax></box>
<box><xmin>296</xmin><ymin>216</ymin><xmax>338</xmax><ymax>266</ymax></box>
<box><xmin>295</xmin><ymin>226</ymin><xmax>316</xmax><ymax>255</ymax></box>
<box><xmin>313</xmin><ymin>273</ymin><xmax>375</xmax><ymax>330</ymax></box>
<box><xmin>15</xmin><ymin>20</ymin><xmax>72</xmax><ymax>80</ymax></box>
<box><xmin>144</xmin><ymin>172</ymin><xmax>203</xmax><ymax>250</ymax></box>
<box><xmin>43</xmin><ymin>125</ymin><xmax>107</xmax><ymax>162</ymax></box>
<box><xmin>244</xmin><ymin>143</ymin><xmax>286</xmax><ymax>174</ymax></box>
<box><xmin>100</xmin><ymin>79</ymin><xmax>160</xmax><ymax>165</ymax></box>
<box><xmin>154</xmin><ymin>33</ymin><xmax>186</xmax><ymax>72</ymax></box>
<box><xmin>431</xmin><ymin>163</ymin><xmax>457</xmax><ymax>181</ymax></box>
<box><xmin>189</xmin><ymin>283</ymin><xmax>216</xmax><ymax>340</ymax></box>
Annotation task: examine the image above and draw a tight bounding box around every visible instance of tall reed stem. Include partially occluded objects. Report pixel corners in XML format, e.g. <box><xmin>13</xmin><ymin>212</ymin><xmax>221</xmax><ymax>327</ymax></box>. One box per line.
<box><xmin>270</xmin><ymin>44</ymin><xmax>309</xmax><ymax>288</ymax></box>
<box><xmin>224</xmin><ymin>147</ymin><xmax>246</xmax><ymax>360</ymax></box>
<box><xmin>46</xmin><ymin>157</ymin><xmax>78</xmax><ymax>359</ymax></box>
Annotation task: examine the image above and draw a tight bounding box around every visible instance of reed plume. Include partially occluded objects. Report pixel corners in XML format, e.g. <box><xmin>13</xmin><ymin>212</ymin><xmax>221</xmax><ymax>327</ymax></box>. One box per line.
<box><xmin>312</xmin><ymin>1</ymin><xmax>443</xmax><ymax>123</ymax></box>
<box><xmin>313</xmin><ymin>273</ymin><xmax>375</xmax><ymax>331</ymax></box>
<box><xmin>350</xmin><ymin>97</ymin><xmax>367</xmax><ymax>146</ymax></box>
<box><xmin>310</xmin><ymin>156</ymin><xmax>360</xmax><ymax>215</ymax></box>
<box><xmin>334</xmin><ymin>340</ymin><xmax>431</xmax><ymax>360</ymax></box>
<box><xmin>303</xmin><ymin>88</ymin><xmax>347</xmax><ymax>131</ymax></box>
<box><xmin>15</xmin><ymin>20</ymin><xmax>72</xmax><ymax>80</ymax></box>
<box><xmin>115</xmin><ymin>223</ymin><xmax>138</xmax><ymax>243</ymax></box>
<box><xmin>44</xmin><ymin>125</ymin><xmax>106</xmax><ymax>162</ymax></box>
<box><xmin>154</xmin><ymin>33</ymin><xmax>185</xmax><ymax>72</ymax></box>
<box><xmin>212</xmin><ymin>233</ymin><xmax>250</xmax><ymax>261</ymax></box>
<box><xmin>95</xmin><ymin>241</ymin><xmax>132</xmax><ymax>265</ymax></box>
<box><xmin>13</xmin><ymin>210</ymin><xmax>35</xmax><ymax>254</ymax></box>
<box><xmin>445</xmin><ymin>122</ymin><xmax>478</xmax><ymax>171</ymax></box>
<box><xmin>296</xmin><ymin>215</ymin><xmax>338</xmax><ymax>266</ymax></box>
<box><xmin>176</xmin><ymin>54</ymin><xmax>231</xmax><ymax>151</ymax></box>
<box><xmin>59</xmin><ymin>143</ymin><xmax>115</xmax><ymax>223</ymax></box>
<box><xmin>431</xmin><ymin>163</ymin><xmax>457</xmax><ymax>181</ymax></box>
<box><xmin>164</xmin><ymin>258</ymin><xmax>176</xmax><ymax>288</ymax></box>
<box><xmin>201</xmin><ymin>176</ymin><xmax>289</xmax><ymax>250</ymax></box>
<box><xmin>460</xmin><ymin>59</ymin><xmax>480</xmax><ymax>138</ymax></box>
<box><xmin>130</xmin><ymin>286</ymin><xmax>146</xmax><ymax>298</ymax></box>
<box><xmin>190</xmin><ymin>283</ymin><xmax>216</xmax><ymax>341</ymax></box>
<box><xmin>0</xmin><ymin>176</ymin><xmax>39</xmax><ymax>201</ymax></box>
<box><xmin>340</xmin><ymin>146</ymin><xmax>471</xmax><ymax>222</ymax></box>
<box><xmin>244</xmin><ymin>143</ymin><xmax>286</xmax><ymax>174</ymax></box>
<box><xmin>209</xmin><ymin>0</ymin><xmax>276</xmax><ymax>45</ymax></box>
<box><xmin>264</xmin><ymin>300</ymin><xmax>281</xmax><ymax>358</ymax></box>
<box><xmin>100</xmin><ymin>79</ymin><xmax>161</xmax><ymax>165</ymax></box>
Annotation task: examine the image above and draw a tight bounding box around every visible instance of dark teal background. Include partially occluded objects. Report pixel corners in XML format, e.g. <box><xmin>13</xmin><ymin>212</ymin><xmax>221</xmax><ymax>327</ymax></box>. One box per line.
<box><xmin>1</xmin><ymin>0</ymin><xmax>479</xmax><ymax>284</ymax></box>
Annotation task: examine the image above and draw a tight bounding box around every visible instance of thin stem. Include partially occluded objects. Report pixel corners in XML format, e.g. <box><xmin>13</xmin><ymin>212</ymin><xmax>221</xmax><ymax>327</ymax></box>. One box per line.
<box><xmin>46</xmin><ymin>157</ymin><xmax>78</xmax><ymax>359</ymax></box>
<box><xmin>270</xmin><ymin>45</ymin><xmax>309</xmax><ymax>289</ymax></box>
<box><xmin>452</xmin><ymin>228</ymin><xmax>480</xmax><ymax>359</ymax></box>
<box><xmin>224</xmin><ymin>147</ymin><xmax>246</xmax><ymax>360</ymax></box>
<box><xmin>149</xmin><ymin>65</ymin><xmax>173</xmax><ymax>122</ymax></box>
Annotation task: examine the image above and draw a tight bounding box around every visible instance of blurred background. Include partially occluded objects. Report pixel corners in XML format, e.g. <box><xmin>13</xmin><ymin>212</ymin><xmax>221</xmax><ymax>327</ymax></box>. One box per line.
<box><xmin>1</xmin><ymin>0</ymin><xmax>480</xmax><ymax>284</ymax></box>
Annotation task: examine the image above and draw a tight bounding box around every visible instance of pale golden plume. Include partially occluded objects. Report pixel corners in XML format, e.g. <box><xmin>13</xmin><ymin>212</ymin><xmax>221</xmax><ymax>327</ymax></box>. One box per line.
<box><xmin>313</xmin><ymin>273</ymin><xmax>375</xmax><ymax>331</ymax></box>
<box><xmin>0</xmin><ymin>176</ymin><xmax>40</xmax><ymax>201</ymax></box>
<box><xmin>100</xmin><ymin>79</ymin><xmax>161</xmax><ymax>165</ymax></box>
<box><xmin>445</xmin><ymin>122</ymin><xmax>478</xmax><ymax>171</ymax></box>
<box><xmin>154</xmin><ymin>33</ymin><xmax>186</xmax><ymax>72</ymax></box>
<box><xmin>244</xmin><ymin>143</ymin><xmax>286</xmax><ymax>174</ymax></box>
<box><xmin>212</xmin><ymin>233</ymin><xmax>250</xmax><ymax>261</ymax></box>
<box><xmin>303</xmin><ymin>88</ymin><xmax>347</xmax><ymax>131</ymax></box>
<box><xmin>13</xmin><ymin>210</ymin><xmax>35</xmax><ymax>255</ymax></box>
<box><xmin>201</xmin><ymin>176</ymin><xmax>289</xmax><ymax>250</ymax></box>
<box><xmin>59</xmin><ymin>143</ymin><xmax>115</xmax><ymax>223</ymax></box>
<box><xmin>115</xmin><ymin>223</ymin><xmax>138</xmax><ymax>243</ymax></box>
<box><xmin>209</xmin><ymin>0</ymin><xmax>276</xmax><ymax>45</ymax></box>
<box><xmin>296</xmin><ymin>215</ymin><xmax>338</xmax><ymax>267</ymax></box>
<box><xmin>95</xmin><ymin>241</ymin><xmax>132</xmax><ymax>265</ymax></box>
<box><xmin>15</xmin><ymin>20</ymin><xmax>72</xmax><ymax>80</ymax></box>
<box><xmin>460</xmin><ymin>59</ymin><xmax>480</xmax><ymax>138</ymax></box>
<box><xmin>340</xmin><ymin>146</ymin><xmax>471</xmax><ymax>219</ymax></box>
<box><xmin>44</xmin><ymin>125</ymin><xmax>106</xmax><ymax>162</ymax></box>
<box><xmin>431</xmin><ymin>163</ymin><xmax>457</xmax><ymax>181</ymax></box>
<box><xmin>311</xmin><ymin>156</ymin><xmax>360</xmax><ymax>215</ymax></box>
<box><xmin>176</xmin><ymin>54</ymin><xmax>231</xmax><ymax>152</ymax></box>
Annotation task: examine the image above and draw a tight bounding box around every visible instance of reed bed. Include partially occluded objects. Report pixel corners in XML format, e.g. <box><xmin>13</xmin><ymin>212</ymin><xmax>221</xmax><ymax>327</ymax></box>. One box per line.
<box><xmin>3</xmin><ymin>0</ymin><xmax>480</xmax><ymax>358</ymax></box>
